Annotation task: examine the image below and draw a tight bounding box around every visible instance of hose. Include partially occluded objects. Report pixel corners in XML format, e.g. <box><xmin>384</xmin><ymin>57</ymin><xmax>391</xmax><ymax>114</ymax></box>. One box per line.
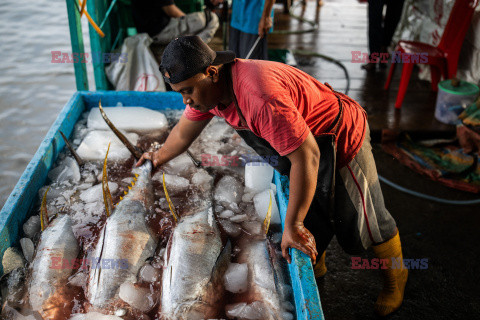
<box><xmin>272</xmin><ymin>1</ymin><xmax>318</xmax><ymax>35</ymax></box>
<box><xmin>378</xmin><ymin>175</ymin><xmax>480</xmax><ymax>205</ymax></box>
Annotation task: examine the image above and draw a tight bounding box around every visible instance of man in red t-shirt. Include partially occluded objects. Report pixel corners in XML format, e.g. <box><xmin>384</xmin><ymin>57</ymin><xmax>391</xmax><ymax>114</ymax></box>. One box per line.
<box><xmin>137</xmin><ymin>36</ymin><xmax>407</xmax><ymax>316</ymax></box>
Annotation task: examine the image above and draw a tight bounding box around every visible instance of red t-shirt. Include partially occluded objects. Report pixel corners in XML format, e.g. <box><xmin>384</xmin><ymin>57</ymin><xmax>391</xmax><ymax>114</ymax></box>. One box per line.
<box><xmin>183</xmin><ymin>59</ymin><xmax>367</xmax><ymax>168</ymax></box>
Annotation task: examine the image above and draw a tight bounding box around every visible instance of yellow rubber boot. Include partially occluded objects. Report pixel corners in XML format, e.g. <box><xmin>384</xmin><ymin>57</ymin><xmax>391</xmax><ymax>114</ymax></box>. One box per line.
<box><xmin>372</xmin><ymin>230</ymin><xmax>408</xmax><ymax>317</ymax></box>
<box><xmin>313</xmin><ymin>251</ymin><xmax>327</xmax><ymax>279</ymax></box>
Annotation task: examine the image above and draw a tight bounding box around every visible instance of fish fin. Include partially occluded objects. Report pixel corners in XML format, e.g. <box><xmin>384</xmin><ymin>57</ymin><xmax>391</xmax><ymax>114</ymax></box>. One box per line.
<box><xmin>263</xmin><ymin>191</ymin><xmax>273</xmax><ymax>234</ymax></box>
<box><xmin>102</xmin><ymin>143</ymin><xmax>114</xmax><ymax>217</ymax></box>
<box><xmin>59</xmin><ymin>131</ymin><xmax>84</xmax><ymax>167</ymax></box>
<box><xmin>40</xmin><ymin>187</ymin><xmax>50</xmax><ymax>231</ymax></box>
<box><xmin>117</xmin><ymin>178</ymin><xmax>134</xmax><ymax>205</ymax></box>
<box><xmin>162</xmin><ymin>172</ymin><xmax>178</xmax><ymax>223</ymax></box>
<box><xmin>186</xmin><ymin>150</ymin><xmax>202</xmax><ymax>168</ymax></box>
<box><xmin>92</xmin><ymin>227</ymin><xmax>107</xmax><ymax>286</ymax></box>
<box><xmin>98</xmin><ymin>100</ymin><xmax>143</xmax><ymax>159</ymax></box>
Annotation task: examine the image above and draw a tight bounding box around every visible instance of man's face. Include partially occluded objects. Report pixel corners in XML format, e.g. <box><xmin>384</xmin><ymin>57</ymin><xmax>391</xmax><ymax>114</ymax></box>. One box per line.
<box><xmin>170</xmin><ymin>67</ymin><xmax>223</xmax><ymax>113</ymax></box>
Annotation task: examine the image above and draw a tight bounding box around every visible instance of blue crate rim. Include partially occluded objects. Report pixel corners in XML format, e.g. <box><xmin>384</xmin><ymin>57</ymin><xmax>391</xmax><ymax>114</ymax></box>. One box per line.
<box><xmin>0</xmin><ymin>91</ymin><xmax>324</xmax><ymax>319</ymax></box>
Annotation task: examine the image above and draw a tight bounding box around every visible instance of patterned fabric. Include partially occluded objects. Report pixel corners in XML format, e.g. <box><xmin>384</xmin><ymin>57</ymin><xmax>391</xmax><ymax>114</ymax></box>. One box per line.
<box><xmin>382</xmin><ymin>102</ymin><xmax>480</xmax><ymax>193</ymax></box>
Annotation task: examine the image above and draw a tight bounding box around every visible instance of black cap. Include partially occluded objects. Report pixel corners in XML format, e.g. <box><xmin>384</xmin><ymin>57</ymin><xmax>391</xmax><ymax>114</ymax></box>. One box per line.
<box><xmin>160</xmin><ymin>36</ymin><xmax>236</xmax><ymax>84</ymax></box>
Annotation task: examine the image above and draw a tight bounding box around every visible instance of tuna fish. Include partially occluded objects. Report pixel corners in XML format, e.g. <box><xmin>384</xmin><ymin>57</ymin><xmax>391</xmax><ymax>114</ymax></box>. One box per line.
<box><xmin>160</xmin><ymin>207</ymin><xmax>231</xmax><ymax>320</ymax></box>
<box><xmin>227</xmin><ymin>194</ymin><xmax>294</xmax><ymax>320</ymax></box>
<box><xmin>231</xmin><ymin>238</ymin><xmax>285</xmax><ymax>320</ymax></box>
<box><xmin>94</xmin><ymin>101</ymin><xmax>229</xmax><ymax>317</ymax></box>
<box><xmin>29</xmin><ymin>214</ymin><xmax>80</xmax><ymax>319</ymax></box>
<box><xmin>87</xmin><ymin>159</ymin><xmax>157</xmax><ymax>308</ymax></box>
<box><xmin>86</xmin><ymin>102</ymin><xmax>160</xmax><ymax>309</ymax></box>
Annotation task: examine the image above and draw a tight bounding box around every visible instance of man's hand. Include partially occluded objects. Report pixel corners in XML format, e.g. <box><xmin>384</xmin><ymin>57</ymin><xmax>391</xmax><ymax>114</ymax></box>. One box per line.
<box><xmin>136</xmin><ymin>150</ymin><xmax>163</xmax><ymax>168</ymax></box>
<box><xmin>258</xmin><ymin>16</ymin><xmax>273</xmax><ymax>38</ymax></box>
<box><xmin>135</xmin><ymin>115</ymin><xmax>210</xmax><ymax>169</ymax></box>
<box><xmin>281</xmin><ymin>222</ymin><xmax>318</xmax><ymax>264</ymax></box>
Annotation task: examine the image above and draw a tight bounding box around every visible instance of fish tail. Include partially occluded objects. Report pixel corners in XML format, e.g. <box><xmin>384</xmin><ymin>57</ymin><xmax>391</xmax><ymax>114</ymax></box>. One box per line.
<box><xmin>102</xmin><ymin>143</ymin><xmax>114</xmax><ymax>217</ymax></box>
<box><xmin>40</xmin><ymin>187</ymin><xmax>50</xmax><ymax>231</ymax></box>
<box><xmin>162</xmin><ymin>172</ymin><xmax>178</xmax><ymax>223</ymax></box>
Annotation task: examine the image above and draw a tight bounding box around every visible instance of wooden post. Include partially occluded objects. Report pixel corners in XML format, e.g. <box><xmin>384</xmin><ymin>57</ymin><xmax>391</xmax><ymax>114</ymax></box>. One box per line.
<box><xmin>65</xmin><ymin>0</ymin><xmax>89</xmax><ymax>91</ymax></box>
<box><xmin>86</xmin><ymin>0</ymin><xmax>111</xmax><ymax>90</ymax></box>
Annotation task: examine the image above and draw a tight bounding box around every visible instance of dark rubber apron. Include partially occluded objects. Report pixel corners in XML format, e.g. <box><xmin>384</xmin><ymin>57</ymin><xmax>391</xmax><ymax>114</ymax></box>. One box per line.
<box><xmin>227</xmin><ymin>65</ymin><xmax>344</xmax><ymax>230</ymax></box>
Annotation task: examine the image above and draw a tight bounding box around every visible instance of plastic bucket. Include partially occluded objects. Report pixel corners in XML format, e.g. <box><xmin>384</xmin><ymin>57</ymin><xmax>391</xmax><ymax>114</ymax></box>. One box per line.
<box><xmin>435</xmin><ymin>79</ymin><xmax>480</xmax><ymax>125</ymax></box>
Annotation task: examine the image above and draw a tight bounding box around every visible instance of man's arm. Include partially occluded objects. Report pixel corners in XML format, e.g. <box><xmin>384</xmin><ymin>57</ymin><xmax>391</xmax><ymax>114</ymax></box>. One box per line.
<box><xmin>136</xmin><ymin>115</ymin><xmax>211</xmax><ymax>167</ymax></box>
<box><xmin>258</xmin><ymin>0</ymin><xmax>275</xmax><ymax>37</ymax></box>
<box><xmin>162</xmin><ymin>4</ymin><xmax>186</xmax><ymax>18</ymax></box>
<box><xmin>281</xmin><ymin>131</ymin><xmax>320</xmax><ymax>263</ymax></box>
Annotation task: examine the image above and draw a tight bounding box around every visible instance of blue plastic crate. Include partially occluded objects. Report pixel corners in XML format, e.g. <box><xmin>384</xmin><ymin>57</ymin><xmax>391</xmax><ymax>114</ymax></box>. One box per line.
<box><xmin>0</xmin><ymin>90</ymin><xmax>324</xmax><ymax>319</ymax></box>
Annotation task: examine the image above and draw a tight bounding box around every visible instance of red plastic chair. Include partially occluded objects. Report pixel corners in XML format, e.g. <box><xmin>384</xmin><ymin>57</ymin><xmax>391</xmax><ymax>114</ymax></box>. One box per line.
<box><xmin>384</xmin><ymin>0</ymin><xmax>479</xmax><ymax>109</ymax></box>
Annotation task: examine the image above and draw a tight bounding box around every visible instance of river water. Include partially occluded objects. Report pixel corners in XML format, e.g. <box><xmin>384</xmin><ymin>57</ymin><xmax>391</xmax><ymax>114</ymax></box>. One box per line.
<box><xmin>0</xmin><ymin>0</ymin><xmax>95</xmax><ymax>208</ymax></box>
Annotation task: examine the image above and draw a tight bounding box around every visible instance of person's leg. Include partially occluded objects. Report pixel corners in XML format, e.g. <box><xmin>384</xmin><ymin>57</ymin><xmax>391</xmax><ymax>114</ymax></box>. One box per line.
<box><xmin>229</xmin><ymin>28</ymin><xmax>267</xmax><ymax>59</ymax></box>
<box><xmin>363</xmin><ymin>0</ymin><xmax>385</xmax><ymax>70</ymax></box>
<box><xmin>303</xmin><ymin>196</ymin><xmax>335</xmax><ymax>279</ymax></box>
<box><xmin>242</xmin><ymin>35</ymin><xmax>268</xmax><ymax>60</ymax></box>
<box><xmin>382</xmin><ymin>0</ymin><xmax>405</xmax><ymax>49</ymax></box>
<box><xmin>256</xmin><ymin>36</ymin><xmax>269</xmax><ymax>60</ymax></box>
<box><xmin>229</xmin><ymin>26</ymin><xmax>242</xmax><ymax>57</ymax></box>
<box><xmin>336</xmin><ymin>127</ymin><xmax>398</xmax><ymax>249</ymax></box>
<box><xmin>335</xmin><ymin>124</ymin><xmax>407</xmax><ymax>316</ymax></box>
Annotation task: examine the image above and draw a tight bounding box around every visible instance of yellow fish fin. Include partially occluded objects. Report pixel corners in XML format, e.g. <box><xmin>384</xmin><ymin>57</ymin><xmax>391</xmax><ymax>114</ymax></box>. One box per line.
<box><xmin>162</xmin><ymin>172</ymin><xmax>178</xmax><ymax>223</ymax></box>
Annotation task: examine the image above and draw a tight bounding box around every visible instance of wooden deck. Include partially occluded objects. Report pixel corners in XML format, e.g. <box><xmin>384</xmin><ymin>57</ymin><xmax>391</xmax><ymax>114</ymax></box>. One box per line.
<box><xmin>211</xmin><ymin>0</ymin><xmax>455</xmax><ymax>139</ymax></box>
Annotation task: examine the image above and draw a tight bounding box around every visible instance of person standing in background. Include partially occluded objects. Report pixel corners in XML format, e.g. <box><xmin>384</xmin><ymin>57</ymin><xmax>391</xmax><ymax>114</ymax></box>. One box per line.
<box><xmin>229</xmin><ymin>0</ymin><xmax>276</xmax><ymax>59</ymax></box>
<box><xmin>131</xmin><ymin>0</ymin><xmax>221</xmax><ymax>45</ymax></box>
<box><xmin>362</xmin><ymin>0</ymin><xmax>405</xmax><ymax>71</ymax></box>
